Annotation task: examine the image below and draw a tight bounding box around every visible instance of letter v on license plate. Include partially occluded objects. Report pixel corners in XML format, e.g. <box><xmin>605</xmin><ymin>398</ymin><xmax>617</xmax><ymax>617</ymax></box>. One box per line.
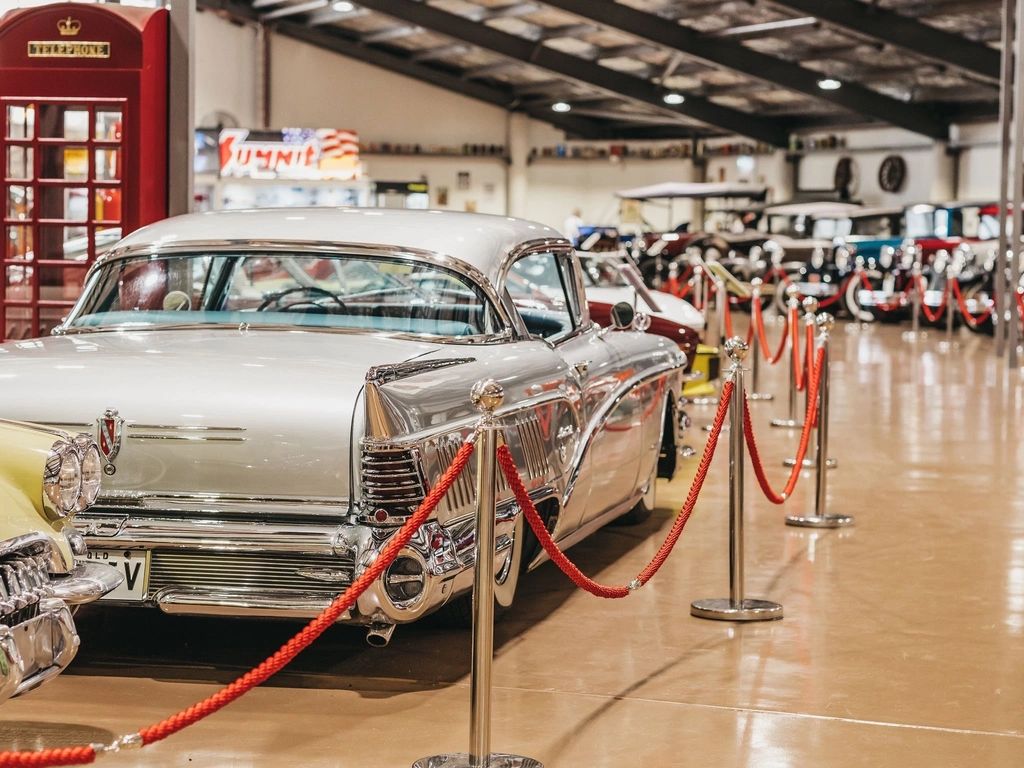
<box><xmin>75</xmin><ymin>549</ymin><xmax>150</xmax><ymax>601</ymax></box>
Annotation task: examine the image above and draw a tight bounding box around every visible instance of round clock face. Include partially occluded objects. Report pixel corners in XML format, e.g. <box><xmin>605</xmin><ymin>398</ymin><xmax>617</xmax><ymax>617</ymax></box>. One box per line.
<box><xmin>879</xmin><ymin>154</ymin><xmax>907</xmax><ymax>193</ymax></box>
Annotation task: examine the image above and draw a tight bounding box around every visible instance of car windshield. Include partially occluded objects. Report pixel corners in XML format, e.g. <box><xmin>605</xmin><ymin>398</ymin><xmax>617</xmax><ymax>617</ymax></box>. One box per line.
<box><xmin>65</xmin><ymin>252</ymin><xmax>502</xmax><ymax>338</ymax></box>
<box><xmin>849</xmin><ymin>215</ymin><xmax>902</xmax><ymax>238</ymax></box>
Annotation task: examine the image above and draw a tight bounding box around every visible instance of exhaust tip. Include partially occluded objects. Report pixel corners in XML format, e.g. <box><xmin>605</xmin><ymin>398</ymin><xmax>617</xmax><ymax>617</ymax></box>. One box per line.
<box><xmin>366</xmin><ymin>622</ymin><xmax>396</xmax><ymax>647</ymax></box>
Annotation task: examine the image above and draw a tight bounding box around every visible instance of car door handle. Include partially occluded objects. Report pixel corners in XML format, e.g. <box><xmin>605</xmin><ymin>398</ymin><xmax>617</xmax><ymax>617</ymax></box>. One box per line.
<box><xmin>574</xmin><ymin>361</ymin><xmax>590</xmax><ymax>377</ymax></box>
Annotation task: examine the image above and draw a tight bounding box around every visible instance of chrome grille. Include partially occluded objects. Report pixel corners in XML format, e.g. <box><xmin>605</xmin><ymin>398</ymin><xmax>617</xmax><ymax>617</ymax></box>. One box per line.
<box><xmin>436</xmin><ymin>435</ymin><xmax>509</xmax><ymax>517</ymax></box>
<box><xmin>0</xmin><ymin>552</ymin><xmax>52</xmax><ymax>625</ymax></box>
<box><xmin>148</xmin><ymin>551</ymin><xmax>356</xmax><ymax>597</ymax></box>
<box><xmin>361</xmin><ymin>445</ymin><xmax>427</xmax><ymax>517</ymax></box>
<box><xmin>515</xmin><ymin>414</ymin><xmax>551</xmax><ymax>480</ymax></box>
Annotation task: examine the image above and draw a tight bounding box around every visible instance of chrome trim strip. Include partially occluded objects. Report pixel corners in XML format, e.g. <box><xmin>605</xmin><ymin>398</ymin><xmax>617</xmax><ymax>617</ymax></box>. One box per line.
<box><xmin>151</xmin><ymin>589</ymin><xmax>350</xmax><ymax>621</ymax></box>
<box><xmin>95</xmin><ymin>489</ymin><xmax>348</xmax><ymax>508</ymax></box>
<box><xmin>0</xmin><ymin>418</ymin><xmax>72</xmax><ymax>438</ymax></box>
<box><xmin>129</xmin><ymin>425</ymin><xmax>246</xmax><ymax>432</ymax></box>
<box><xmin>77</xmin><ymin>515</ymin><xmax>347</xmax><ymax>554</ymax></box>
<box><xmin>127</xmin><ymin>434</ymin><xmax>248</xmax><ymax>443</ymax></box>
<box><xmin>367</xmin><ymin>357</ymin><xmax>476</xmax><ymax>384</ymax></box>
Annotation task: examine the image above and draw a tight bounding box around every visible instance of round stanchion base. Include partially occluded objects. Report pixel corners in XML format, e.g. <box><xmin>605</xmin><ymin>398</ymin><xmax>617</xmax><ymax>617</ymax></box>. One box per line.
<box><xmin>413</xmin><ymin>754</ymin><xmax>544</xmax><ymax>768</ymax></box>
<box><xmin>785</xmin><ymin>513</ymin><xmax>855</xmax><ymax>529</ymax></box>
<box><xmin>690</xmin><ymin>598</ymin><xmax>783</xmax><ymax>622</ymax></box>
<box><xmin>901</xmin><ymin>331</ymin><xmax>927</xmax><ymax>342</ymax></box>
<box><xmin>770</xmin><ymin>418</ymin><xmax>802</xmax><ymax>429</ymax></box>
<box><xmin>748</xmin><ymin>392</ymin><xmax>774</xmax><ymax>401</ymax></box>
<box><xmin>783</xmin><ymin>457</ymin><xmax>837</xmax><ymax>469</ymax></box>
<box><xmin>938</xmin><ymin>341</ymin><xmax>960</xmax><ymax>352</ymax></box>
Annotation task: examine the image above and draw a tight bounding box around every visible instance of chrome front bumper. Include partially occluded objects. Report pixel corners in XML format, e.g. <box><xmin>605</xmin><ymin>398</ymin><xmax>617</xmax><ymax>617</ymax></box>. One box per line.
<box><xmin>0</xmin><ymin>599</ymin><xmax>79</xmax><ymax>703</ymax></box>
<box><xmin>74</xmin><ymin>510</ymin><xmax>519</xmax><ymax>626</ymax></box>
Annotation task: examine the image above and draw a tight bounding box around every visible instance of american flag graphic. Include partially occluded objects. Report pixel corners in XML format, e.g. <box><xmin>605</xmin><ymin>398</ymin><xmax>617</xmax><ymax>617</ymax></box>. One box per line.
<box><xmin>317</xmin><ymin>129</ymin><xmax>359</xmax><ymax>159</ymax></box>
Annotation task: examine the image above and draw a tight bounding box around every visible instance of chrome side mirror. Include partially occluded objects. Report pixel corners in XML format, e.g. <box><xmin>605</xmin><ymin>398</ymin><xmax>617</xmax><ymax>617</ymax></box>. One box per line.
<box><xmin>610</xmin><ymin>302</ymin><xmax>635</xmax><ymax>330</ymax></box>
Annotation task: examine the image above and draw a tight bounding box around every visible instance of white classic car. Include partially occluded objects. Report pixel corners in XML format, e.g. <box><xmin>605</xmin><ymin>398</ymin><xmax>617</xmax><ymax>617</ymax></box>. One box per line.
<box><xmin>0</xmin><ymin>209</ymin><xmax>689</xmax><ymax>644</ymax></box>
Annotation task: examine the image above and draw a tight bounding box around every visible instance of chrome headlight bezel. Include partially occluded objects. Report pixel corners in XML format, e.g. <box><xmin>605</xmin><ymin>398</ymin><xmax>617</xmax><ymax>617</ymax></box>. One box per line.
<box><xmin>43</xmin><ymin>434</ymin><xmax>102</xmax><ymax>519</ymax></box>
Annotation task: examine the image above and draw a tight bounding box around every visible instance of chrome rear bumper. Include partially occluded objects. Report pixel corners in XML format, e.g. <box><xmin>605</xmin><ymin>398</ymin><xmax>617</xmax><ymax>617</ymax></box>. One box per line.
<box><xmin>0</xmin><ymin>599</ymin><xmax>79</xmax><ymax>702</ymax></box>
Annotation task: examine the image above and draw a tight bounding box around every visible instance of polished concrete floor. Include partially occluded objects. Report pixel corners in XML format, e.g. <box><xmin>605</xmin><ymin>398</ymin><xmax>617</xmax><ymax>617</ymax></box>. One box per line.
<box><xmin>3</xmin><ymin>322</ymin><xmax>1023</xmax><ymax>766</ymax></box>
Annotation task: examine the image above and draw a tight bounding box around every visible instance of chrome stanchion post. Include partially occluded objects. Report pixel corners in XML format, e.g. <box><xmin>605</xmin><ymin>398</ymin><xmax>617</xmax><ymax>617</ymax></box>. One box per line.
<box><xmin>692</xmin><ymin>338</ymin><xmax>783</xmax><ymax>622</ymax></box>
<box><xmin>695</xmin><ymin>264</ymin><xmax>708</xmax><ymax>342</ymax></box>
<box><xmin>786</xmin><ymin>315</ymin><xmax>854</xmax><ymax>529</ymax></box>
<box><xmin>414</xmin><ymin>380</ymin><xmax>543</xmax><ymax>768</ymax></box>
<box><xmin>940</xmin><ymin>266</ymin><xmax>958</xmax><ymax>352</ymax></box>
<box><xmin>748</xmin><ymin>278</ymin><xmax>773</xmax><ymax>401</ymax></box>
<box><xmin>771</xmin><ymin>285</ymin><xmax>802</xmax><ymax>428</ymax></box>
<box><xmin>903</xmin><ymin>261</ymin><xmax>925</xmax><ymax>341</ymax></box>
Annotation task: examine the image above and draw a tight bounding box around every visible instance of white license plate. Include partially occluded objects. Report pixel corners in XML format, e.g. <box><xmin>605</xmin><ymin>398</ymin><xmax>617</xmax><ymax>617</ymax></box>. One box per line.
<box><xmin>75</xmin><ymin>549</ymin><xmax>150</xmax><ymax>601</ymax></box>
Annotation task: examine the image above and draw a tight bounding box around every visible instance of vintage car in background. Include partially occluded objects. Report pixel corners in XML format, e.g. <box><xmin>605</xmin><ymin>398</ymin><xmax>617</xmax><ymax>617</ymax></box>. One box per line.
<box><xmin>855</xmin><ymin>202</ymin><xmax>999</xmax><ymax>321</ymax></box>
<box><xmin>614</xmin><ymin>182</ymin><xmax>769</xmax><ymax>287</ymax></box>
<box><xmin>578</xmin><ymin>253</ymin><xmax>717</xmax><ymax>396</ymax></box>
<box><xmin>0</xmin><ymin>419</ymin><xmax>122</xmax><ymax>702</ymax></box>
<box><xmin>0</xmin><ymin>209</ymin><xmax>690</xmax><ymax>644</ymax></box>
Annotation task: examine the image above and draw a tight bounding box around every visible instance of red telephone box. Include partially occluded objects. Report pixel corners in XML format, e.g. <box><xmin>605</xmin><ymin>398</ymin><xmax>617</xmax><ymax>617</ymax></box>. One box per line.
<box><xmin>0</xmin><ymin>4</ymin><xmax>168</xmax><ymax>339</ymax></box>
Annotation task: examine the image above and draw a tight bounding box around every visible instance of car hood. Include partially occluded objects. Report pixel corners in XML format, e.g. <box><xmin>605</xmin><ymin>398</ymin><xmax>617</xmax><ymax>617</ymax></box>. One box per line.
<box><xmin>0</xmin><ymin>329</ymin><xmax>444</xmax><ymax>504</ymax></box>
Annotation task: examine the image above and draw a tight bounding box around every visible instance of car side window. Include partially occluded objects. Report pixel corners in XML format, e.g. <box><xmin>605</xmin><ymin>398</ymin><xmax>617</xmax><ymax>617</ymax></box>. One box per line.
<box><xmin>507</xmin><ymin>252</ymin><xmax>576</xmax><ymax>341</ymax></box>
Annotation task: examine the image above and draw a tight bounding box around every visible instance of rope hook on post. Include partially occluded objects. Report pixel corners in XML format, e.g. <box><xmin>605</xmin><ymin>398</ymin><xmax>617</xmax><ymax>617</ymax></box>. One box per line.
<box><xmin>786</xmin><ymin>315</ymin><xmax>854</xmax><ymax>529</ymax></box>
<box><xmin>747</xmin><ymin>277</ymin><xmax>773</xmax><ymax>401</ymax></box>
<box><xmin>414</xmin><ymin>380</ymin><xmax>543</xmax><ymax>768</ymax></box>
<box><xmin>691</xmin><ymin>337</ymin><xmax>784</xmax><ymax>622</ymax></box>
<box><xmin>771</xmin><ymin>284</ymin><xmax>803</xmax><ymax>429</ymax></box>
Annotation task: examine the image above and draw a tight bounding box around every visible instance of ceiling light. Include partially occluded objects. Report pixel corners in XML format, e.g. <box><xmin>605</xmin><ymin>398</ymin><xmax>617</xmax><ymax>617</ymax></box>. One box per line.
<box><xmin>663</xmin><ymin>93</ymin><xmax>685</xmax><ymax>105</ymax></box>
<box><xmin>817</xmin><ymin>78</ymin><xmax>842</xmax><ymax>91</ymax></box>
<box><xmin>552</xmin><ymin>102</ymin><xmax>571</xmax><ymax>113</ymax></box>
<box><xmin>332</xmin><ymin>1</ymin><xmax>355</xmax><ymax>12</ymax></box>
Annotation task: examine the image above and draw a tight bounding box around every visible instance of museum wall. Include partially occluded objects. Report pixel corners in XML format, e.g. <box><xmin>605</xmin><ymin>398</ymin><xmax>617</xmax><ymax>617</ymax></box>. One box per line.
<box><xmin>194</xmin><ymin>10</ymin><xmax>1001</xmax><ymax>231</ymax></box>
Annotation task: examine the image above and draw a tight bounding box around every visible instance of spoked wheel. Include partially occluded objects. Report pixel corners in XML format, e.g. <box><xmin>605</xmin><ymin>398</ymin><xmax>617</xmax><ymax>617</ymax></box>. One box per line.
<box><xmin>846</xmin><ymin>269</ymin><xmax>881</xmax><ymax>323</ymax></box>
<box><xmin>771</xmin><ymin>271</ymin><xmax>802</xmax><ymax>315</ymax></box>
<box><xmin>639</xmin><ymin>256</ymin><xmax>671</xmax><ymax>290</ymax></box>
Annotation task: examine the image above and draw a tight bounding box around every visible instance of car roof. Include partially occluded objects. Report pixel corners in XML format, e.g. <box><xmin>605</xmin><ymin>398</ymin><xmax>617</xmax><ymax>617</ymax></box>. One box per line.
<box><xmin>762</xmin><ymin>201</ymin><xmax>862</xmax><ymax>217</ymax></box>
<box><xmin>111</xmin><ymin>208</ymin><xmax>567</xmax><ymax>286</ymax></box>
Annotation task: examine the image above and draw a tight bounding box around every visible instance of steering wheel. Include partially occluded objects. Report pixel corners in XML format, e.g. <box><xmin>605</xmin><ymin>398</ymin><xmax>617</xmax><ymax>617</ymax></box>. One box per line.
<box><xmin>257</xmin><ymin>285</ymin><xmax>348</xmax><ymax>313</ymax></box>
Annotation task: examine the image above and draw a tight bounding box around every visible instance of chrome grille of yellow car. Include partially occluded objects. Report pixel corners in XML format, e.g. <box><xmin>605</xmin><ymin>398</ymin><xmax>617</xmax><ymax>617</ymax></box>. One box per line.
<box><xmin>359</xmin><ymin>445</ymin><xmax>427</xmax><ymax>524</ymax></box>
<box><xmin>0</xmin><ymin>553</ymin><xmax>53</xmax><ymax>626</ymax></box>
<box><xmin>148</xmin><ymin>551</ymin><xmax>357</xmax><ymax>597</ymax></box>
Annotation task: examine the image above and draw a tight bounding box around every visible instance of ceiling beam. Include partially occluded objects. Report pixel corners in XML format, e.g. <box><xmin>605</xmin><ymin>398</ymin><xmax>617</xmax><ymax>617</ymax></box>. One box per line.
<box><xmin>768</xmin><ymin>0</ymin><xmax>1001</xmax><ymax>83</ymax></box>
<box><xmin>538</xmin><ymin>0</ymin><xmax>950</xmax><ymax>139</ymax></box>
<box><xmin>196</xmin><ymin>0</ymin><xmax>610</xmax><ymax>138</ymax></box>
<box><xmin>349</xmin><ymin>0</ymin><xmax>794</xmax><ymax>145</ymax></box>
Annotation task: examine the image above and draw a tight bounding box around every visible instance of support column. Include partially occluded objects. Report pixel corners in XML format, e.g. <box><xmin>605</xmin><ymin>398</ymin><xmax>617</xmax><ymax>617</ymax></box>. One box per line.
<box><xmin>691</xmin><ymin>138</ymin><xmax>707</xmax><ymax>230</ymax></box>
<box><xmin>997</xmin><ymin>0</ymin><xmax>1015</xmax><ymax>357</ymax></box>
<box><xmin>929</xmin><ymin>141</ymin><xmax>956</xmax><ymax>202</ymax></box>
<box><xmin>167</xmin><ymin>0</ymin><xmax>196</xmax><ymax>218</ymax></box>
<box><xmin>506</xmin><ymin>112</ymin><xmax>529</xmax><ymax>219</ymax></box>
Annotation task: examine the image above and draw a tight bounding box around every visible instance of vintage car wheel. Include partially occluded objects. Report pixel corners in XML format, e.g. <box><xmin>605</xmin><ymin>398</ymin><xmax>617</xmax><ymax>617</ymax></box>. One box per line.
<box><xmin>846</xmin><ymin>269</ymin><xmax>880</xmax><ymax>323</ymax></box>
<box><xmin>614</xmin><ymin>495</ymin><xmax>654</xmax><ymax>526</ymax></box>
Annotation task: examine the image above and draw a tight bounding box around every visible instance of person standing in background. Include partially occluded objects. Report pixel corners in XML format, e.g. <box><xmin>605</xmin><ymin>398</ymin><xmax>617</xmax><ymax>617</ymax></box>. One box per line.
<box><xmin>563</xmin><ymin>208</ymin><xmax>584</xmax><ymax>245</ymax></box>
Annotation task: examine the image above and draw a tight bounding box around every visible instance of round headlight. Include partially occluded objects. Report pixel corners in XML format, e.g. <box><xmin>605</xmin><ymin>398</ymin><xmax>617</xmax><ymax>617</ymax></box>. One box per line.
<box><xmin>58</xmin><ymin>449</ymin><xmax>82</xmax><ymax>513</ymax></box>
<box><xmin>79</xmin><ymin>443</ymin><xmax>102</xmax><ymax>509</ymax></box>
<box><xmin>44</xmin><ymin>440</ymin><xmax>82</xmax><ymax>517</ymax></box>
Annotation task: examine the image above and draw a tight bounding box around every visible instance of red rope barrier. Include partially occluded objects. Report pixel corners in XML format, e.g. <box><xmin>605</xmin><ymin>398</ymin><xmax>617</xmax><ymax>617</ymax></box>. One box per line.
<box><xmin>1017</xmin><ymin>288</ymin><xmax>1024</xmax><ymax>319</ymax></box>
<box><xmin>753</xmin><ymin>297</ymin><xmax>789</xmax><ymax>364</ymax></box>
<box><xmin>0</xmin><ymin>749</ymin><xmax>97</xmax><ymax>767</ymax></box>
<box><xmin>497</xmin><ymin>382</ymin><xmax>733</xmax><ymax>597</ymax></box>
<box><xmin>0</xmin><ymin>440</ymin><xmax>477</xmax><ymax>767</ymax></box>
<box><xmin>916</xmin><ymin>276</ymin><xmax>948</xmax><ymax>323</ymax></box>
<box><xmin>794</xmin><ymin>317</ymin><xmax>813</xmax><ymax>393</ymax></box>
<box><xmin>745</xmin><ymin>347</ymin><xmax>825</xmax><ymax>504</ymax></box>
<box><xmin>950</xmin><ymin>278</ymin><xmax>995</xmax><ymax>326</ymax></box>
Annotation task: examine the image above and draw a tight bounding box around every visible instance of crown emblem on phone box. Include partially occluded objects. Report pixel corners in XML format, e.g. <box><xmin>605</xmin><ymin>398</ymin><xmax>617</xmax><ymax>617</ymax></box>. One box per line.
<box><xmin>57</xmin><ymin>17</ymin><xmax>81</xmax><ymax>36</ymax></box>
